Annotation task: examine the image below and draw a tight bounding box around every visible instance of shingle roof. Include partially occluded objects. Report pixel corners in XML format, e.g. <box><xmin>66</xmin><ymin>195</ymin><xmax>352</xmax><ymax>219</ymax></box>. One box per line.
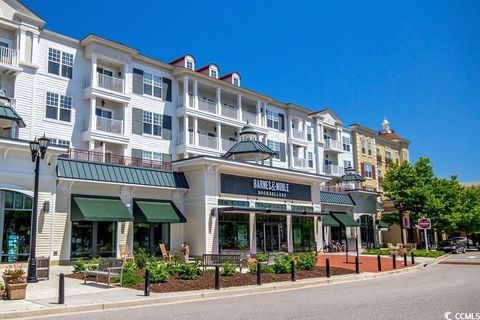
<box><xmin>320</xmin><ymin>191</ymin><xmax>355</xmax><ymax>206</ymax></box>
<box><xmin>223</xmin><ymin>140</ymin><xmax>277</xmax><ymax>158</ymax></box>
<box><xmin>57</xmin><ymin>159</ymin><xmax>189</xmax><ymax>189</ymax></box>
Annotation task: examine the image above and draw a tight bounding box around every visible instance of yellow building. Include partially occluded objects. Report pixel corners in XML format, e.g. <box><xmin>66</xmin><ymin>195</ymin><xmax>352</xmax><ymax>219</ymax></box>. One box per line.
<box><xmin>349</xmin><ymin>119</ymin><xmax>410</xmax><ymax>245</ymax></box>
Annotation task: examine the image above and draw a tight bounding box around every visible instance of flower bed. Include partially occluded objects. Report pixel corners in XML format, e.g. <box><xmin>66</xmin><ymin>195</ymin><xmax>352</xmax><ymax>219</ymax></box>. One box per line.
<box><xmin>67</xmin><ymin>252</ymin><xmax>354</xmax><ymax>294</ymax></box>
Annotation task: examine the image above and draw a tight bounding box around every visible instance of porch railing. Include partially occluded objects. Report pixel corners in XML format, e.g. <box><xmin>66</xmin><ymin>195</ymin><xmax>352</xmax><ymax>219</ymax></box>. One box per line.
<box><xmin>96</xmin><ymin>116</ymin><xmax>123</xmax><ymax>134</ymax></box>
<box><xmin>242</xmin><ymin>110</ymin><xmax>257</xmax><ymax>125</ymax></box>
<box><xmin>0</xmin><ymin>47</ymin><xmax>18</xmax><ymax>67</ymax></box>
<box><xmin>97</xmin><ymin>72</ymin><xmax>124</xmax><ymax>93</ymax></box>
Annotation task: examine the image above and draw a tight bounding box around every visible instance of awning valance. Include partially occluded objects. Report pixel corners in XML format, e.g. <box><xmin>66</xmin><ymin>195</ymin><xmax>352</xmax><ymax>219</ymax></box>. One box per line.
<box><xmin>331</xmin><ymin>212</ymin><xmax>359</xmax><ymax>227</ymax></box>
<box><xmin>377</xmin><ymin>220</ymin><xmax>389</xmax><ymax>228</ymax></box>
<box><xmin>71</xmin><ymin>196</ymin><xmax>133</xmax><ymax>222</ymax></box>
<box><xmin>133</xmin><ymin>199</ymin><xmax>186</xmax><ymax>223</ymax></box>
<box><xmin>321</xmin><ymin>214</ymin><xmax>340</xmax><ymax>227</ymax></box>
<box><xmin>217</xmin><ymin>206</ymin><xmax>322</xmax><ymax>217</ymax></box>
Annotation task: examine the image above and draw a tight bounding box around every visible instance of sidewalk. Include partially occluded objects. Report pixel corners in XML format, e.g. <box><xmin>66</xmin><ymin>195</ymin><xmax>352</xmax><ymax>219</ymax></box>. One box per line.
<box><xmin>0</xmin><ymin>259</ymin><xmax>432</xmax><ymax>319</ymax></box>
<box><xmin>316</xmin><ymin>253</ymin><xmax>435</xmax><ymax>272</ymax></box>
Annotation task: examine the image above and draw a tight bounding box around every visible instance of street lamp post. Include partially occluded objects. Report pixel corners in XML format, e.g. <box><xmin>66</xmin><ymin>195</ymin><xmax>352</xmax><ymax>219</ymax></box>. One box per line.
<box><xmin>27</xmin><ymin>135</ymin><xmax>49</xmax><ymax>283</ymax></box>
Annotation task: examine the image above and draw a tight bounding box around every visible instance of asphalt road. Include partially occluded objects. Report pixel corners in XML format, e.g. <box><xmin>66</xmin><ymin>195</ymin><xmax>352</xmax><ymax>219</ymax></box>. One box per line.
<box><xmin>37</xmin><ymin>257</ymin><xmax>480</xmax><ymax>320</ymax></box>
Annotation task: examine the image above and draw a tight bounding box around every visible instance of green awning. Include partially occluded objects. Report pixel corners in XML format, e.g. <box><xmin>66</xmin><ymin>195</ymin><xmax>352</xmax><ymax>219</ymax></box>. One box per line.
<box><xmin>321</xmin><ymin>214</ymin><xmax>340</xmax><ymax>227</ymax></box>
<box><xmin>0</xmin><ymin>105</ymin><xmax>26</xmax><ymax>128</ymax></box>
<box><xmin>378</xmin><ymin>220</ymin><xmax>389</xmax><ymax>228</ymax></box>
<box><xmin>71</xmin><ymin>196</ymin><xmax>133</xmax><ymax>222</ymax></box>
<box><xmin>133</xmin><ymin>199</ymin><xmax>186</xmax><ymax>223</ymax></box>
<box><xmin>331</xmin><ymin>212</ymin><xmax>359</xmax><ymax>227</ymax></box>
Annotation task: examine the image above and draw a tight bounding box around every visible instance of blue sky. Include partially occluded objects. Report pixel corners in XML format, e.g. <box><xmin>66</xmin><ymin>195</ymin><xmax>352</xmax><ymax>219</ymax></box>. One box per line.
<box><xmin>23</xmin><ymin>0</ymin><xmax>480</xmax><ymax>181</ymax></box>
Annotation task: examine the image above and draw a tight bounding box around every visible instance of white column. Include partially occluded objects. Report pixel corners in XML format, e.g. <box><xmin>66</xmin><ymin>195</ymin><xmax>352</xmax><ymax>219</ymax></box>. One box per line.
<box><xmin>287</xmin><ymin>215</ymin><xmax>293</xmax><ymax>253</ymax></box>
<box><xmin>304</xmin><ymin>147</ymin><xmax>307</xmax><ymax>169</ymax></box>
<box><xmin>250</xmin><ymin>213</ymin><xmax>256</xmax><ymax>255</ymax></box>
<box><xmin>31</xmin><ymin>33</ymin><xmax>39</xmax><ymax>66</ymax></box>
<box><xmin>256</xmin><ymin>101</ymin><xmax>262</xmax><ymax>126</ymax></box>
<box><xmin>122</xmin><ymin>64</ymin><xmax>128</xmax><ymax>94</ymax></box>
<box><xmin>303</xmin><ymin>120</ymin><xmax>308</xmax><ymax>140</ymax></box>
<box><xmin>193</xmin><ymin>80</ymin><xmax>198</xmax><ymax>109</ymax></box>
<box><xmin>216</xmin><ymin>122</ymin><xmax>222</xmax><ymax>150</ymax></box>
<box><xmin>91</xmin><ymin>54</ymin><xmax>98</xmax><ymax>87</ymax></box>
<box><xmin>183</xmin><ymin>116</ymin><xmax>189</xmax><ymax>144</ymax></box>
<box><xmin>90</xmin><ymin>96</ymin><xmax>97</xmax><ymax>131</ymax></box>
<box><xmin>88</xmin><ymin>140</ymin><xmax>95</xmax><ymax>151</ymax></box>
<box><xmin>193</xmin><ymin>116</ymin><xmax>198</xmax><ymax>146</ymax></box>
<box><xmin>237</xmin><ymin>94</ymin><xmax>242</xmax><ymax>121</ymax></box>
<box><xmin>288</xmin><ymin>143</ymin><xmax>294</xmax><ymax>168</ymax></box>
<box><xmin>183</xmin><ymin>78</ymin><xmax>189</xmax><ymax>107</ymax></box>
<box><xmin>18</xmin><ymin>29</ymin><xmax>26</xmax><ymax>63</ymax></box>
<box><xmin>314</xmin><ymin>121</ymin><xmax>320</xmax><ymax>174</ymax></box>
<box><xmin>216</xmin><ymin>87</ymin><xmax>221</xmax><ymax>115</ymax></box>
<box><xmin>289</xmin><ymin>115</ymin><xmax>293</xmax><ymax>137</ymax></box>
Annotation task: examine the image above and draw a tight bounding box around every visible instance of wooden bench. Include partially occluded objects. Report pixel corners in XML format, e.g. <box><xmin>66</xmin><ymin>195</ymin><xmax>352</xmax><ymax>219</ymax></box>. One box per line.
<box><xmin>84</xmin><ymin>257</ymin><xmax>124</xmax><ymax>287</ymax></box>
<box><xmin>202</xmin><ymin>254</ymin><xmax>242</xmax><ymax>272</ymax></box>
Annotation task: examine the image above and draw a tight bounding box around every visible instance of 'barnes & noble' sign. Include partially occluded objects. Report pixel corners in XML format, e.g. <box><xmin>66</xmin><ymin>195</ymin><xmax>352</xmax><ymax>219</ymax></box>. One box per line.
<box><xmin>220</xmin><ymin>174</ymin><xmax>311</xmax><ymax>201</ymax></box>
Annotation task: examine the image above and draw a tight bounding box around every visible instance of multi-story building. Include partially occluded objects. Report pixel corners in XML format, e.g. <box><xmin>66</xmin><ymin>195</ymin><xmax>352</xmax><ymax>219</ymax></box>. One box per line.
<box><xmin>0</xmin><ymin>0</ymin><xmax>377</xmax><ymax>264</ymax></box>
<box><xmin>349</xmin><ymin>119</ymin><xmax>410</xmax><ymax>244</ymax></box>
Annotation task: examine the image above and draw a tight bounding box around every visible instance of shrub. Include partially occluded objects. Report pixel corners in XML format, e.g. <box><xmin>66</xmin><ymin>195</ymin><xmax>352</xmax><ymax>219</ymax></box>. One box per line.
<box><xmin>135</xmin><ymin>248</ymin><xmax>148</xmax><ymax>270</ymax></box>
<box><xmin>146</xmin><ymin>259</ymin><xmax>170</xmax><ymax>283</ymax></box>
<box><xmin>165</xmin><ymin>259</ymin><xmax>183</xmax><ymax>276</ymax></box>
<box><xmin>248</xmin><ymin>262</ymin><xmax>274</xmax><ymax>274</ymax></box>
<box><xmin>256</xmin><ymin>253</ymin><xmax>267</xmax><ymax>262</ymax></box>
<box><xmin>178</xmin><ymin>263</ymin><xmax>199</xmax><ymax>280</ymax></box>
<box><xmin>221</xmin><ymin>262</ymin><xmax>237</xmax><ymax>276</ymax></box>
<box><xmin>72</xmin><ymin>259</ymin><xmax>86</xmax><ymax>273</ymax></box>
<box><xmin>296</xmin><ymin>253</ymin><xmax>316</xmax><ymax>270</ymax></box>
<box><xmin>86</xmin><ymin>257</ymin><xmax>98</xmax><ymax>271</ymax></box>
<box><xmin>274</xmin><ymin>254</ymin><xmax>293</xmax><ymax>274</ymax></box>
<box><xmin>121</xmin><ymin>271</ymin><xmax>142</xmax><ymax>287</ymax></box>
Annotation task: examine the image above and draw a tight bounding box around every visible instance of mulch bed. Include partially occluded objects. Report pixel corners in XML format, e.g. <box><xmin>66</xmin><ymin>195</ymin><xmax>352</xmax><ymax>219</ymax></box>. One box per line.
<box><xmin>66</xmin><ymin>266</ymin><xmax>353</xmax><ymax>293</ymax></box>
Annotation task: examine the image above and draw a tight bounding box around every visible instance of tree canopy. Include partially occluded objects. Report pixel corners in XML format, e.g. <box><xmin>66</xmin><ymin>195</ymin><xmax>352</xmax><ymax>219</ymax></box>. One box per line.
<box><xmin>381</xmin><ymin>157</ymin><xmax>480</xmax><ymax>235</ymax></box>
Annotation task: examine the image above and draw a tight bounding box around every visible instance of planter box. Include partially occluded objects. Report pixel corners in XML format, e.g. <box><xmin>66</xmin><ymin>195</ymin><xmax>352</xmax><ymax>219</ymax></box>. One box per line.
<box><xmin>6</xmin><ymin>282</ymin><xmax>27</xmax><ymax>300</ymax></box>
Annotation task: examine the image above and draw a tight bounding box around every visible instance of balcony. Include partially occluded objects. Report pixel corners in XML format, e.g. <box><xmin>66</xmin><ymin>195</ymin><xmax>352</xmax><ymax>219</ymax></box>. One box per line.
<box><xmin>221</xmin><ymin>139</ymin><xmax>237</xmax><ymax>151</ymax></box>
<box><xmin>324</xmin><ymin>139</ymin><xmax>344</xmax><ymax>152</ymax></box>
<box><xmin>96</xmin><ymin>116</ymin><xmax>123</xmax><ymax>135</ymax></box>
<box><xmin>198</xmin><ymin>133</ymin><xmax>218</xmax><ymax>149</ymax></box>
<box><xmin>293</xmin><ymin>157</ymin><xmax>305</xmax><ymax>168</ymax></box>
<box><xmin>292</xmin><ymin>129</ymin><xmax>305</xmax><ymax>140</ymax></box>
<box><xmin>198</xmin><ymin>98</ymin><xmax>217</xmax><ymax>114</ymax></box>
<box><xmin>242</xmin><ymin>110</ymin><xmax>257</xmax><ymax>125</ymax></box>
<box><xmin>63</xmin><ymin>148</ymin><xmax>172</xmax><ymax>171</ymax></box>
<box><xmin>0</xmin><ymin>47</ymin><xmax>20</xmax><ymax>75</ymax></box>
<box><xmin>178</xmin><ymin>131</ymin><xmax>194</xmax><ymax>145</ymax></box>
<box><xmin>97</xmin><ymin>73</ymin><xmax>124</xmax><ymax>93</ymax></box>
<box><xmin>324</xmin><ymin>164</ymin><xmax>345</xmax><ymax>176</ymax></box>
<box><xmin>222</xmin><ymin>104</ymin><xmax>237</xmax><ymax>119</ymax></box>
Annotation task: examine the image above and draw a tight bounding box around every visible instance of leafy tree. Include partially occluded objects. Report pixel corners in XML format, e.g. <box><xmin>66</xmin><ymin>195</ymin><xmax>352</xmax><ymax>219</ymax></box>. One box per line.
<box><xmin>456</xmin><ymin>186</ymin><xmax>480</xmax><ymax>236</ymax></box>
<box><xmin>381</xmin><ymin>158</ymin><xmax>436</xmax><ymax>242</ymax></box>
<box><xmin>427</xmin><ymin>176</ymin><xmax>464</xmax><ymax>233</ymax></box>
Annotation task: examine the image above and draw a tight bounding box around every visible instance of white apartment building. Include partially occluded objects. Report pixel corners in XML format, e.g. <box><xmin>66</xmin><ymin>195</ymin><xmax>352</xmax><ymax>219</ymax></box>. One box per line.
<box><xmin>0</xmin><ymin>0</ymin><xmax>378</xmax><ymax>264</ymax></box>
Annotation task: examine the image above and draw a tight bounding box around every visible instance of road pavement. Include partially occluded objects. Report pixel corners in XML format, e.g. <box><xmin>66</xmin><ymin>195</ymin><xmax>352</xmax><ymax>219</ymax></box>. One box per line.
<box><xmin>31</xmin><ymin>258</ymin><xmax>480</xmax><ymax>320</ymax></box>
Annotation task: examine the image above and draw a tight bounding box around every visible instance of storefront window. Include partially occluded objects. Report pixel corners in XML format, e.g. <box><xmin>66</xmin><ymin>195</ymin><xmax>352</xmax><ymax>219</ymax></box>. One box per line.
<box><xmin>219</xmin><ymin>214</ymin><xmax>249</xmax><ymax>251</ymax></box>
<box><xmin>71</xmin><ymin>221</ymin><xmax>93</xmax><ymax>259</ymax></box>
<box><xmin>133</xmin><ymin>222</ymin><xmax>170</xmax><ymax>256</ymax></box>
<box><xmin>292</xmin><ymin>216</ymin><xmax>315</xmax><ymax>252</ymax></box>
<box><xmin>1</xmin><ymin>191</ymin><xmax>33</xmax><ymax>263</ymax></box>
<box><xmin>71</xmin><ymin>221</ymin><xmax>117</xmax><ymax>259</ymax></box>
<box><xmin>256</xmin><ymin>215</ymin><xmax>287</xmax><ymax>252</ymax></box>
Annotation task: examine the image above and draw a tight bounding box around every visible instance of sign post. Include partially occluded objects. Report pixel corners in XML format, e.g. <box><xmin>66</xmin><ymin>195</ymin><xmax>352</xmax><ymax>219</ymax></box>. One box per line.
<box><xmin>417</xmin><ymin>218</ymin><xmax>431</xmax><ymax>252</ymax></box>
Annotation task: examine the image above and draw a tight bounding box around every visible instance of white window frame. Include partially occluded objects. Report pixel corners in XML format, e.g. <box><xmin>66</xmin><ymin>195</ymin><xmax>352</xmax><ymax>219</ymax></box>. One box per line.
<box><xmin>344</xmin><ymin>160</ymin><xmax>352</xmax><ymax>169</ymax></box>
<box><xmin>365</xmin><ymin>163</ymin><xmax>373</xmax><ymax>178</ymax></box>
<box><xmin>308</xmin><ymin>151</ymin><xmax>314</xmax><ymax>168</ymax></box>
<box><xmin>342</xmin><ymin>136</ymin><xmax>351</xmax><ymax>151</ymax></box>
<box><xmin>266</xmin><ymin>110</ymin><xmax>280</xmax><ymax>130</ymax></box>
<box><xmin>143</xmin><ymin>72</ymin><xmax>163</xmax><ymax>98</ymax></box>
<box><xmin>210</xmin><ymin>67</ymin><xmax>218</xmax><ymax>78</ymax></box>
<box><xmin>233</xmin><ymin>76</ymin><xmax>240</xmax><ymax>86</ymax></box>
<box><xmin>361</xmin><ymin>138</ymin><xmax>366</xmax><ymax>154</ymax></box>
<box><xmin>367</xmin><ymin>139</ymin><xmax>372</xmax><ymax>156</ymax></box>
<box><xmin>306</xmin><ymin>126</ymin><xmax>313</xmax><ymax>141</ymax></box>
<box><xmin>142</xmin><ymin>110</ymin><xmax>163</xmax><ymax>137</ymax></box>
<box><xmin>48</xmin><ymin>48</ymin><xmax>73</xmax><ymax>79</ymax></box>
<box><xmin>186</xmin><ymin>59</ymin><xmax>194</xmax><ymax>70</ymax></box>
<box><xmin>45</xmin><ymin>91</ymin><xmax>72</xmax><ymax>122</ymax></box>
<box><xmin>267</xmin><ymin>140</ymin><xmax>281</xmax><ymax>160</ymax></box>
<box><xmin>49</xmin><ymin>138</ymin><xmax>70</xmax><ymax>147</ymax></box>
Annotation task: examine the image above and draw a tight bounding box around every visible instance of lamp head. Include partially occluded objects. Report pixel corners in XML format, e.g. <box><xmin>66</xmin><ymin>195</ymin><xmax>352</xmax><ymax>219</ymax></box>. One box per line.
<box><xmin>38</xmin><ymin>134</ymin><xmax>49</xmax><ymax>159</ymax></box>
<box><xmin>29</xmin><ymin>139</ymin><xmax>39</xmax><ymax>162</ymax></box>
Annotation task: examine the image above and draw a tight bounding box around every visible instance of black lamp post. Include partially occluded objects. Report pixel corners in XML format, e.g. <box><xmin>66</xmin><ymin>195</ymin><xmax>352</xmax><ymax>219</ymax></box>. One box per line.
<box><xmin>27</xmin><ymin>134</ymin><xmax>49</xmax><ymax>283</ymax></box>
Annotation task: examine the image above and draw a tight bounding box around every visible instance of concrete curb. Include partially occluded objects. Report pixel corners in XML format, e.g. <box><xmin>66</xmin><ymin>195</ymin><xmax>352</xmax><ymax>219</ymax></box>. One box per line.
<box><xmin>0</xmin><ymin>264</ymin><xmax>427</xmax><ymax>319</ymax></box>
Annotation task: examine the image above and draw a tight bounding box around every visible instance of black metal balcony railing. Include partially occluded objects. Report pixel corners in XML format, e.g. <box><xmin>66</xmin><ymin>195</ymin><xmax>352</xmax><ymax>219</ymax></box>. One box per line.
<box><xmin>61</xmin><ymin>149</ymin><xmax>172</xmax><ymax>171</ymax></box>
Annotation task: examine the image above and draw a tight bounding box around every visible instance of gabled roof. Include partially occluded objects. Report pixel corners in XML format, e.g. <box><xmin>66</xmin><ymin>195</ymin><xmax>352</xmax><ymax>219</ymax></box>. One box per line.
<box><xmin>220</xmin><ymin>72</ymin><xmax>241</xmax><ymax>80</ymax></box>
<box><xmin>12</xmin><ymin>0</ymin><xmax>45</xmax><ymax>27</ymax></box>
<box><xmin>169</xmin><ymin>54</ymin><xmax>196</xmax><ymax>65</ymax></box>
<box><xmin>309</xmin><ymin>108</ymin><xmax>344</xmax><ymax>125</ymax></box>
<box><xmin>197</xmin><ymin>63</ymin><xmax>219</xmax><ymax>72</ymax></box>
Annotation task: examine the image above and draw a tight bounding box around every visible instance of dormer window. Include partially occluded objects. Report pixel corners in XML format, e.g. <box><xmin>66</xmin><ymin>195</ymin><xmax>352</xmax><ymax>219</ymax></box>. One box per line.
<box><xmin>233</xmin><ymin>77</ymin><xmax>240</xmax><ymax>86</ymax></box>
<box><xmin>186</xmin><ymin>59</ymin><xmax>194</xmax><ymax>70</ymax></box>
<box><xmin>210</xmin><ymin>67</ymin><xmax>218</xmax><ymax>78</ymax></box>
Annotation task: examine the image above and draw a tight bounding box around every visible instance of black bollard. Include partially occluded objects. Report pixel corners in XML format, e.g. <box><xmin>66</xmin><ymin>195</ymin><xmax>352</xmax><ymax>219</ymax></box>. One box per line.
<box><xmin>326</xmin><ymin>258</ymin><xmax>331</xmax><ymax>278</ymax></box>
<box><xmin>214</xmin><ymin>265</ymin><xmax>220</xmax><ymax>290</ymax></box>
<box><xmin>404</xmin><ymin>253</ymin><xmax>408</xmax><ymax>267</ymax></box>
<box><xmin>144</xmin><ymin>269</ymin><xmax>150</xmax><ymax>296</ymax></box>
<box><xmin>377</xmin><ymin>255</ymin><xmax>382</xmax><ymax>272</ymax></box>
<box><xmin>256</xmin><ymin>261</ymin><xmax>262</xmax><ymax>285</ymax></box>
<box><xmin>291</xmin><ymin>260</ymin><xmax>296</xmax><ymax>282</ymax></box>
<box><xmin>411</xmin><ymin>251</ymin><xmax>415</xmax><ymax>265</ymax></box>
<box><xmin>392</xmin><ymin>254</ymin><xmax>397</xmax><ymax>269</ymax></box>
<box><xmin>58</xmin><ymin>273</ymin><xmax>65</xmax><ymax>304</ymax></box>
<box><xmin>355</xmin><ymin>256</ymin><xmax>360</xmax><ymax>274</ymax></box>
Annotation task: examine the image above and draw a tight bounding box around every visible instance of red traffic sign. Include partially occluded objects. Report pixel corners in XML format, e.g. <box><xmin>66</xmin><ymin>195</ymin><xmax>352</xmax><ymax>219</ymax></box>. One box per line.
<box><xmin>418</xmin><ymin>218</ymin><xmax>431</xmax><ymax>230</ymax></box>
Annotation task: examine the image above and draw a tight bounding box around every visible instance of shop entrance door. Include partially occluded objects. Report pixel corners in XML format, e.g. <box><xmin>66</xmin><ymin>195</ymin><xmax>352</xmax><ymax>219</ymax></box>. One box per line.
<box><xmin>263</xmin><ymin>223</ymin><xmax>281</xmax><ymax>252</ymax></box>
